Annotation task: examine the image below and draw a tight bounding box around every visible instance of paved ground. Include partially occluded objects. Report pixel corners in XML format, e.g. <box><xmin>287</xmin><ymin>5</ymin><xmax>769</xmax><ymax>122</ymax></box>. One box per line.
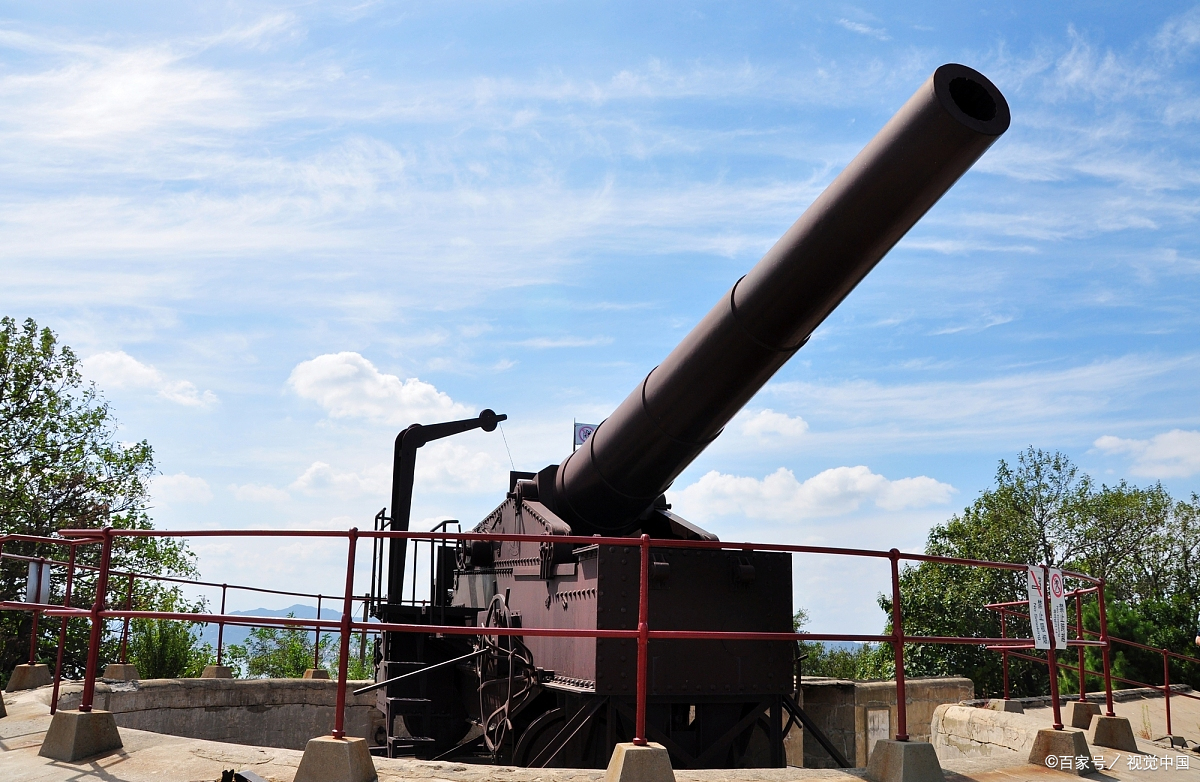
<box><xmin>1024</xmin><ymin>692</ymin><xmax>1200</xmax><ymax>748</ymax></box>
<box><xmin>2</xmin><ymin>686</ymin><xmax>1198</xmax><ymax>782</ymax></box>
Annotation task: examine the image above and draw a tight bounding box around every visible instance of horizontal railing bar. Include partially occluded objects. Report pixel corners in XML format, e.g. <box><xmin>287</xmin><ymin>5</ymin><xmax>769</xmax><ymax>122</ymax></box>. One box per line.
<box><xmin>53</xmin><ymin>527</ymin><xmax>1101</xmax><ymax>583</ymax></box>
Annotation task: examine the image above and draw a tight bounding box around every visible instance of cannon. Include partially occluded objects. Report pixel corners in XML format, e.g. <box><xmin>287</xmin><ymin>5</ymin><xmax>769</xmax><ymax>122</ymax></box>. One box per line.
<box><xmin>366</xmin><ymin>64</ymin><xmax>1010</xmax><ymax>767</ymax></box>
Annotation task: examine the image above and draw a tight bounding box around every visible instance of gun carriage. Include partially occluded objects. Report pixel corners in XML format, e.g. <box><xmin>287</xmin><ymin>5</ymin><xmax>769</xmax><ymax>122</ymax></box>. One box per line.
<box><xmin>365</xmin><ymin>64</ymin><xmax>1010</xmax><ymax>768</ymax></box>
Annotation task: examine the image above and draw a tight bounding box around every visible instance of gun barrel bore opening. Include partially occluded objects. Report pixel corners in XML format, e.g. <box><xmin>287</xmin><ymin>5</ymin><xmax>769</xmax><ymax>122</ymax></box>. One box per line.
<box><xmin>949</xmin><ymin>76</ymin><xmax>997</xmax><ymax>121</ymax></box>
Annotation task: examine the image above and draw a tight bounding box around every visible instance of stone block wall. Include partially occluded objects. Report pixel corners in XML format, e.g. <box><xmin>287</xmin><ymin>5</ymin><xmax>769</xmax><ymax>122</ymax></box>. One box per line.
<box><xmin>799</xmin><ymin>676</ymin><xmax>974</xmax><ymax>768</ymax></box>
<box><xmin>55</xmin><ymin>678</ymin><xmax>385</xmax><ymax>751</ymax></box>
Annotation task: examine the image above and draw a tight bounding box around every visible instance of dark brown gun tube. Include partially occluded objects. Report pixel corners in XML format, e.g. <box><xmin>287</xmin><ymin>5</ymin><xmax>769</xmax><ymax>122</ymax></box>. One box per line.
<box><xmin>545</xmin><ymin>64</ymin><xmax>1010</xmax><ymax>534</ymax></box>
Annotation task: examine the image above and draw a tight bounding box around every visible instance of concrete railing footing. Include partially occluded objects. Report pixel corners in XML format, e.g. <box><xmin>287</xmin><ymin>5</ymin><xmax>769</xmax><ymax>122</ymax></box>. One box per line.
<box><xmin>1090</xmin><ymin>715</ymin><xmax>1138</xmax><ymax>752</ymax></box>
<box><xmin>201</xmin><ymin>665</ymin><xmax>233</xmax><ymax>679</ymax></box>
<box><xmin>6</xmin><ymin>663</ymin><xmax>52</xmax><ymax>692</ymax></box>
<box><xmin>303</xmin><ymin>668</ymin><xmax>330</xmax><ymax>680</ymax></box>
<box><xmin>38</xmin><ymin>709</ymin><xmax>123</xmax><ymax>762</ymax></box>
<box><xmin>865</xmin><ymin>740</ymin><xmax>944</xmax><ymax>782</ymax></box>
<box><xmin>1028</xmin><ymin>729</ymin><xmax>1094</xmax><ymax>775</ymax></box>
<box><xmin>294</xmin><ymin>736</ymin><xmax>377</xmax><ymax>782</ymax></box>
<box><xmin>605</xmin><ymin>742</ymin><xmax>675</xmax><ymax>782</ymax></box>
<box><xmin>102</xmin><ymin>663</ymin><xmax>140</xmax><ymax>682</ymax></box>
<box><xmin>1066</xmin><ymin>701</ymin><xmax>1100</xmax><ymax>729</ymax></box>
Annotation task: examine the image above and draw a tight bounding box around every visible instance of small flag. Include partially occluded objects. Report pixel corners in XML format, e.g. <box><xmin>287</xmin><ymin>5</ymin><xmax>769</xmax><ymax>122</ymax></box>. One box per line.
<box><xmin>574</xmin><ymin>422</ymin><xmax>598</xmax><ymax>449</ymax></box>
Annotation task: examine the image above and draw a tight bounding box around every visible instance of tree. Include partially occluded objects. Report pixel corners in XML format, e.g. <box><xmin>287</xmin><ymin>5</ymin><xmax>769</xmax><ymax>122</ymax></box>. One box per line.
<box><xmin>793</xmin><ymin>609</ymin><xmax>888</xmax><ymax>680</ymax></box>
<box><xmin>884</xmin><ymin>448</ymin><xmax>1200</xmax><ymax>697</ymax></box>
<box><xmin>0</xmin><ymin>317</ymin><xmax>195</xmax><ymax>685</ymax></box>
<box><xmin>127</xmin><ymin>593</ymin><xmax>214</xmax><ymax>678</ymax></box>
<box><xmin>226</xmin><ymin>615</ymin><xmax>338</xmax><ymax>679</ymax></box>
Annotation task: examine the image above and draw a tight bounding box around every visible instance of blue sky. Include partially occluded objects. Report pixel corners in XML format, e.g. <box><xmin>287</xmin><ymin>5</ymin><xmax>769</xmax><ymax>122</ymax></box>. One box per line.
<box><xmin>3</xmin><ymin>2</ymin><xmax>1199</xmax><ymax>633</ymax></box>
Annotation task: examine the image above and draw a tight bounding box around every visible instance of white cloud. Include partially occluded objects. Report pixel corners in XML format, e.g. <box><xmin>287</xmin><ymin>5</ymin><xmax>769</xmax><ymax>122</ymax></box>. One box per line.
<box><xmin>153</xmin><ymin>472</ymin><xmax>213</xmax><ymax>505</ymax></box>
<box><xmin>287</xmin><ymin>352</ymin><xmax>470</xmax><ymax>425</ymax></box>
<box><xmin>835</xmin><ymin>19</ymin><xmax>890</xmax><ymax>41</ymax></box>
<box><xmin>765</xmin><ymin>355</ymin><xmax>1195</xmax><ymax>449</ymax></box>
<box><xmin>230</xmin><ymin>483</ymin><xmax>291</xmax><ymax>503</ymax></box>
<box><xmin>290</xmin><ymin>461</ymin><xmax>389</xmax><ymax>499</ymax></box>
<box><xmin>672</xmin><ymin>466</ymin><xmax>955</xmax><ymax>523</ymax></box>
<box><xmin>82</xmin><ymin>350</ymin><xmax>217</xmax><ymax>406</ymax></box>
<box><xmin>1093</xmin><ymin>429</ymin><xmax>1200</xmax><ymax>478</ymax></box>
<box><xmin>517</xmin><ymin>336</ymin><xmax>613</xmax><ymax>349</ymax></box>
<box><xmin>287</xmin><ymin>441</ymin><xmax>507</xmax><ymax>503</ymax></box>
<box><xmin>740</xmin><ymin>409</ymin><xmax>809</xmax><ymax>439</ymax></box>
<box><xmin>416</xmin><ymin>442</ymin><xmax>507</xmax><ymax>495</ymax></box>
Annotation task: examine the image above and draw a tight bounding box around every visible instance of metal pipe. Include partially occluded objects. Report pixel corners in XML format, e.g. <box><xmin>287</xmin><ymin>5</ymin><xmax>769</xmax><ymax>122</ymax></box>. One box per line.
<box><xmin>354</xmin><ymin>648</ymin><xmax>488</xmax><ymax>695</ymax></box>
<box><xmin>119</xmin><ymin>574</ymin><xmax>134</xmax><ymax>664</ymax></box>
<box><xmin>545</xmin><ymin>64</ymin><xmax>1010</xmax><ymax>534</ymax></box>
<box><xmin>1043</xmin><ymin>566</ymin><xmax>1063</xmax><ymax>730</ymax></box>
<box><xmin>315</xmin><ymin>594</ymin><xmax>322</xmax><ymax>670</ymax></box>
<box><xmin>1164</xmin><ymin>651</ymin><xmax>1172</xmax><ymax>737</ymax></box>
<box><xmin>890</xmin><ymin>549</ymin><xmax>909</xmax><ymax>741</ymax></box>
<box><xmin>1098</xmin><ymin>580</ymin><xmax>1115</xmax><ymax>717</ymax></box>
<box><xmin>217</xmin><ymin>585</ymin><xmax>227</xmax><ymax>665</ymax></box>
<box><xmin>333</xmin><ymin>528</ymin><xmax>358</xmax><ymax>739</ymax></box>
<box><xmin>80</xmin><ymin>528</ymin><xmax>114</xmax><ymax>713</ymax></box>
<box><xmin>1076</xmin><ymin>593</ymin><xmax>1086</xmax><ymax>701</ymax></box>
<box><xmin>1001</xmin><ymin>612</ymin><xmax>1010</xmax><ymax>700</ymax></box>
<box><xmin>28</xmin><ymin>556</ymin><xmax>45</xmax><ymax>664</ymax></box>
<box><xmin>634</xmin><ymin>534</ymin><xmax>650</xmax><ymax>746</ymax></box>
<box><xmin>50</xmin><ymin>545</ymin><xmax>77</xmax><ymax>716</ymax></box>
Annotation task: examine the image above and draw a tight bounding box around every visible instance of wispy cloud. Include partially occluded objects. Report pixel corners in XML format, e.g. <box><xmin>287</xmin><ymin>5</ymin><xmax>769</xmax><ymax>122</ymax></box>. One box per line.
<box><xmin>1093</xmin><ymin>429</ymin><xmax>1200</xmax><ymax>478</ymax></box>
<box><xmin>82</xmin><ymin>351</ymin><xmax>217</xmax><ymax>407</ymax></box>
<box><xmin>835</xmin><ymin>19</ymin><xmax>890</xmax><ymax>41</ymax></box>
<box><xmin>153</xmin><ymin>472</ymin><xmax>213</xmax><ymax>506</ymax></box>
<box><xmin>673</xmin><ymin>465</ymin><xmax>954</xmax><ymax>523</ymax></box>
<box><xmin>517</xmin><ymin>336</ymin><xmax>614</xmax><ymax>349</ymax></box>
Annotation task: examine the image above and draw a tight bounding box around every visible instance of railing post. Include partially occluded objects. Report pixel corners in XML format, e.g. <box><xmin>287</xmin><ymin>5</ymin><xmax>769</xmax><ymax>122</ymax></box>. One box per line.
<box><xmin>28</xmin><ymin>555</ymin><xmax>46</xmax><ymax>664</ymax></box>
<box><xmin>315</xmin><ymin>594</ymin><xmax>323</xmax><ymax>669</ymax></box>
<box><xmin>217</xmin><ymin>584</ymin><xmax>227</xmax><ymax>665</ymax></box>
<box><xmin>1163</xmin><ymin>650</ymin><xmax>1172</xmax><ymax>737</ymax></box>
<box><xmin>1075</xmin><ymin>593</ymin><xmax>1086</xmax><ymax>701</ymax></box>
<box><xmin>80</xmin><ymin>527</ymin><xmax>114</xmax><ymax>713</ymax></box>
<box><xmin>1097</xmin><ymin>579</ymin><xmax>1115</xmax><ymax>717</ymax></box>
<box><xmin>1000</xmin><ymin>611</ymin><xmax>1010</xmax><ymax>700</ymax></box>
<box><xmin>1043</xmin><ymin>566</ymin><xmax>1063</xmax><ymax>730</ymax></box>
<box><xmin>333</xmin><ymin>528</ymin><xmax>359</xmax><ymax>739</ymax></box>
<box><xmin>634</xmin><ymin>534</ymin><xmax>650</xmax><ymax>746</ymax></box>
<box><xmin>889</xmin><ymin>549</ymin><xmax>908</xmax><ymax>741</ymax></box>
<box><xmin>119</xmin><ymin>574</ymin><xmax>134</xmax><ymax>664</ymax></box>
<box><xmin>51</xmin><ymin>545</ymin><xmax>77</xmax><ymax>716</ymax></box>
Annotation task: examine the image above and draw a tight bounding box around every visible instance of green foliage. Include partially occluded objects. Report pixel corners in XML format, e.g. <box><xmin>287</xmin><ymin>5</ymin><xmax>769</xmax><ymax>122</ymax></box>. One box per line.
<box><xmin>890</xmin><ymin>447</ymin><xmax>1200</xmax><ymax>698</ymax></box>
<box><xmin>793</xmin><ymin>609</ymin><xmax>890</xmax><ymax>680</ymax></box>
<box><xmin>226</xmin><ymin>614</ymin><xmax>338</xmax><ymax>679</ymax></box>
<box><xmin>0</xmin><ymin>317</ymin><xmax>196</xmax><ymax>686</ymax></box>
<box><xmin>127</xmin><ymin>594</ymin><xmax>214</xmax><ymax>679</ymax></box>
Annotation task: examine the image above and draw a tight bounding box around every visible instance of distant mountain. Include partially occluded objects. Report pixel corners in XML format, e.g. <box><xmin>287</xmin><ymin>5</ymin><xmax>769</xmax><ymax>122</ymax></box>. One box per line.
<box><xmin>196</xmin><ymin>603</ymin><xmax>343</xmax><ymax>650</ymax></box>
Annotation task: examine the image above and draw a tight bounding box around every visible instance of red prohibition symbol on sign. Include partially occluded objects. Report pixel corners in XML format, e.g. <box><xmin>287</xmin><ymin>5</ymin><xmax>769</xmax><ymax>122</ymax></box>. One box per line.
<box><xmin>1051</xmin><ymin>571</ymin><xmax>1063</xmax><ymax>598</ymax></box>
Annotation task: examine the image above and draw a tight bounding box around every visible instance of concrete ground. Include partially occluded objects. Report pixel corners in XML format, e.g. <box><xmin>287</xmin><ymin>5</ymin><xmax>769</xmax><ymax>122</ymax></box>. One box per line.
<box><xmin>2</xmin><ymin>686</ymin><xmax>1198</xmax><ymax>782</ymax></box>
<box><xmin>1024</xmin><ymin>692</ymin><xmax>1200</xmax><ymax>748</ymax></box>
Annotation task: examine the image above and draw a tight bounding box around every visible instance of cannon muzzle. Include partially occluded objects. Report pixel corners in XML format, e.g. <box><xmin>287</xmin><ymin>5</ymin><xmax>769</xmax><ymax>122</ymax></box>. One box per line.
<box><xmin>538</xmin><ymin>63</ymin><xmax>1010</xmax><ymax>535</ymax></box>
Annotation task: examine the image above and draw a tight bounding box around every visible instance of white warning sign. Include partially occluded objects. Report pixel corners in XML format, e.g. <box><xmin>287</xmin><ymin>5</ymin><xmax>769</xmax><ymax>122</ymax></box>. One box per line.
<box><xmin>1027</xmin><ymin>566</ymin><xmax>1051</xmax><ymax>651</ymax></box>
<box><xmin>1048</xmin><ymin>568</ymin><xmax>1068</xmax><ymax>647</ymax></box>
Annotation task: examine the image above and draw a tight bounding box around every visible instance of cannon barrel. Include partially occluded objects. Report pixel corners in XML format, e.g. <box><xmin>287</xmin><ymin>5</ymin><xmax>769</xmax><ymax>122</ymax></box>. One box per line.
<box><xmin>539</xmin><ymin>63</ymin><xmax>1010</xmax><ymax>535</ymax></box>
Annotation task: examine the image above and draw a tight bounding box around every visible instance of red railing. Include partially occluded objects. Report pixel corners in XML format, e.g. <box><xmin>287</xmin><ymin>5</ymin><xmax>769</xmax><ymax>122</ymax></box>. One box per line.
<box><xmin>988</xmin><ymin>593</ymin><xmax>1200</xmax><ymax>739</ymax></box>
<box><xmin>2</xmin><ymin>526</ymin><xmax>1116</xmax><ymax>755</ymax></box>
<box><xmin>0</xmin><ymin>545</ymin><xmax>384</xmax><ymax>671</ymax></box>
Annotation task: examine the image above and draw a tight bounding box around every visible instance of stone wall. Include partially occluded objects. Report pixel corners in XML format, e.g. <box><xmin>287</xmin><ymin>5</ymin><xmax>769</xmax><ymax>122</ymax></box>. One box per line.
<box><xmin>931</xmin><ymin>703</ymin><xmax>1043</xmax><ymax>759</ymax></box>
<box><xmin>799</xmin><ymin>676</ymin><xmax>974</xmax><ymax>768</ymax></box>
<box><xmin>55</xmin><ymin>678</ymin><xmax>386</xmax><ymax>751</ymax></box>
